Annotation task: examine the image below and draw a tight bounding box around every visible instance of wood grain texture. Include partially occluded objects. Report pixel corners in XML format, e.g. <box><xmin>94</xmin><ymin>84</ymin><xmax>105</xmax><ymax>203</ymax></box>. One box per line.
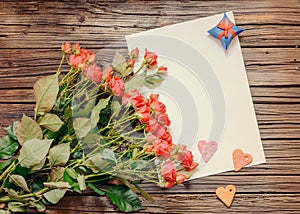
<box><xmin>0</xmin><ymin>0</ymin><xmax>300</xmax><ymax>213</ymax></box>
<box><xmin>26</xmin><ymin>194</ymin><xmax>300</xmax><ymax>214</ymax></box>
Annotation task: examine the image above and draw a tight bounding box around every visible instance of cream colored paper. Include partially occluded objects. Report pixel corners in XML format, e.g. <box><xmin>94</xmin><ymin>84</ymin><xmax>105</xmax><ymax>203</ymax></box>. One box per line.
<box><xmin>126</xmin><ymin>12</ymin><xmax>265</xmax><ymax>179</ymax></box>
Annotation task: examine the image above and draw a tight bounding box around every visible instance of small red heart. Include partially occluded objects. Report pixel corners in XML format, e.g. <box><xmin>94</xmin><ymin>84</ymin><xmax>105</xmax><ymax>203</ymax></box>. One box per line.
<box><xmin>197</xmin><ymin>140</ymin><xmax>218</xmax><ymax>162</ymax></box>
<box><xmin>232</xmin><ymin>149</ymin><xmax>253</xmax><ymax>171</ymax></box>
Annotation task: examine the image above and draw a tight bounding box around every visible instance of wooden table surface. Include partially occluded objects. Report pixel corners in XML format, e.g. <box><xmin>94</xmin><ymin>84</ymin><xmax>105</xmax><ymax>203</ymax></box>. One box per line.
<box><xmin>0</xmin><ymin>0</ymin><xmax>299</xmax><ymax>213</ymax></box>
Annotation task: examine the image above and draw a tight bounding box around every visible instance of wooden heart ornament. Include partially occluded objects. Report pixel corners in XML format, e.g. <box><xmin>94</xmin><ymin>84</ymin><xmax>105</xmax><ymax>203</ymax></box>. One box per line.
<box><xmin>197</xmin><ymin>140</ymin><xmax>218</xmax><ymax>162</ymax></box>
<box><xmin>216</xmin><ymin>185</ymin><xmax>236</xmax><ymax>207</ymax></box>
<box><xmin>232</xmin><ymin>149</ymin><xmax>253</xmax><ymax>171</ymax></box>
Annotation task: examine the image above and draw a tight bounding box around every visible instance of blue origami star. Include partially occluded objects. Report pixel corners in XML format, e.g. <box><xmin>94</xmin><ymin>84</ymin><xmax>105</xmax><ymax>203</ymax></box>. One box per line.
<box><xmin>208</xmin><ymin>13</ymin><xmax>244</xmax><ymax>50</ymax></box>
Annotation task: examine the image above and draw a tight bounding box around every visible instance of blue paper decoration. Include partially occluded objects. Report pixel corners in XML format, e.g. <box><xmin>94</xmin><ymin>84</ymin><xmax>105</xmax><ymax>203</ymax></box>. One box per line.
<box><xmin>208</xmin><ymin>13</ymin><xmax>244</xmax><ymax>50</ymax></box>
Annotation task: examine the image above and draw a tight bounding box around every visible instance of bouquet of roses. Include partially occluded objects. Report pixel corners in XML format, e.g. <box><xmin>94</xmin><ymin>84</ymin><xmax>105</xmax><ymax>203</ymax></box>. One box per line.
<box><xmin>0</xmin><ymin>42</ymin><xmax>198</xmax><ymax>213</ymax></box>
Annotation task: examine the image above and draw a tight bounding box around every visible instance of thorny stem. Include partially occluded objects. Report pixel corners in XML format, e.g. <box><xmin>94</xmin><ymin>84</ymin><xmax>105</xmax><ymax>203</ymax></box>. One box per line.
<box><xmin>0</xmin><ymin>160</ymin><xmax>16</xmax><ymax>192</ymax></box>
<box><xmin>57</xmin><ymin>53</ymin><xmax>66</xmax><ymax>75</ymax></box>
<box><xmin>84</xmin><ymin>170</ymin><xmax>115</xmax><ymax>179</ymax></box>
<box><xmin>0</xmin><ymin>160</ymin><xmax>16</xmax><ymax>181</ymax></box>
<box><xmin>133</xmin><ymin>62</ymin><xmax>145</xmax><ymax>75</ymax></box>
<box><xmin>0</xmin><ymin>187</ymin><xmax>49</xmax><ymax>203</ymax></box>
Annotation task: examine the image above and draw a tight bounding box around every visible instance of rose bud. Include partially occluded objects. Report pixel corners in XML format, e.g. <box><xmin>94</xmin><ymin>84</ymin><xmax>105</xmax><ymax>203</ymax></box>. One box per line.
<box><xmin>127</xmin><ymin>59</ymin><xmax>136</xmax><ymax>68</ymax></box>
<box><xmin>164</xmin><ymin>181</ymin><xmax>175</xmax><ymax>189</ymax></box>
<box><xmin>176</xmin><ymin>174</ymin><xmax>187</xmax><ymax>184</ymax></box>
<box><xmin>73</xmin><ymin>43</ymin><xmax>81</xmax><ymax>55</ymax></box>
<box><xmin>144</xmin><ymin>49</ymin><xmax>158</xmax><ymax>68</ymax></box>
<box><xmin>158</xmin><ymin>66</ymin><xmax>168</xmax><ymax>74</ymax></box>
<box><xmin>130</xmin><ymin>48</ymin><xmax>139</xmax><ymax>59</ymax></box>
<box><xmin>61</xmin><ymin>42</ymin><xmax>72</xmax><ymax>54</ymax></box>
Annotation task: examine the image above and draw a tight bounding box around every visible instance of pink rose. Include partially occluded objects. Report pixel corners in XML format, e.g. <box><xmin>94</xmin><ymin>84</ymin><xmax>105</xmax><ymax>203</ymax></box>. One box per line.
<box><xmin>144</xmin><ymin>49</ymin><xmax>158</xmax><ymax>68</ymax></box>
<box><xmin>103</xmin><ymin>66</ymin><xmax>113</xmax><ymax>82</ymax></box>
<box><xmin>130</xmin><ymin>92</ymin><xmax>145</xmax><ymax>107</ymax></box>
<box><xmin>161</xmin><ymin>160</ymin><xmax>176</xmax><ymax>182</ymax></box>
<box><xmin>109</xmin><ymin>76</ymin><xmax>125</xmax><ymax>97</ymax></box>
<box><xmin>68</xmin><ymin>45</ymin><xmax>97</xmax><ymax>70</ymax></box>
<box><xmin>69</xmin><ymin>54</ymin><xmax>85</xmax><ymax>69</ymax></box>
<box><xmin>146</xmin><ymin>134</ymin><xmax>158</xmax><ymax>143</ymax></box>
<box><xmin>175</xmin><ymin>146</ymin><xmax>198</xmax><ymax>171</ymax></box>
<box><xmin>155</xmin><ymin>113</ymin><xmax>171</xmax><ymax>126</ymax></box>
<box><xmin>135</xmin><ymin>105</ymin><xmax>150</xmax><ymax>123</ymax></box>
<box><xmin>83</xmin><ymin>63</ymin><xmax>103</xmax><ymax>83</ymax></box>
<box><xmin>149</xmin><ymin>93</ymin><xmax>159</xmax><ymax>101</ymax></box>
<box><xmin>152</xmin><ymin>101</ymin><xmax>166</xmax><ymax>113</ymax></box>
<box><xmin>149</xmin><ymin>94</ymin><xmax>167</xmax><ymax>114</ymax></box>
<box><xmin>160</xmin><ymin>130</ymin><xmax>172</xmax><ymax>145</ymax></box>
<box><xmin>154</xmin><ymin>140</ymin><xmax>171</xmax><ymax>157</ymax></box>
<box><xmin>146</xmin><ymin>116</ymin><xmax>164</xmax><ymax>135</ymax></box>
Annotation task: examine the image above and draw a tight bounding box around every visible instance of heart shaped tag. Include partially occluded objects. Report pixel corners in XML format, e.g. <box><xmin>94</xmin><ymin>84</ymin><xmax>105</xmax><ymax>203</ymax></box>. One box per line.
<box><xmin>232</xmin><ymin>149</ymin><xmax>253</xmax><ymax>171</ymax></box>
<box><xmin>197</xmin><ymin>140</ymin><xmax>218</xmax><ymax>162</ymax></box>
<box><xmin>216</xmin><ymin>185</ymin><xmax>236</xmax><ymax>207</ymax></box>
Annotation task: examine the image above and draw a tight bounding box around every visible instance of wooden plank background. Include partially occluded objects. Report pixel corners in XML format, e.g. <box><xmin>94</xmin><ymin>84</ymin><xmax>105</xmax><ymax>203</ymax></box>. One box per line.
<box><xmin>0</xmin><ymin>0</ymin><xmax>299</xmax><ymax>213</ymax></box>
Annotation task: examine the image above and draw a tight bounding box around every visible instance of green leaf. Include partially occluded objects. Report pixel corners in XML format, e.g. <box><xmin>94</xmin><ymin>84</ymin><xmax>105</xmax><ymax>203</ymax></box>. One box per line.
<box><xmin>34</xmin><ymin>74</ymin><xmax>59</xmax><ymax>116</ymax></box>
<box><xmin>90</xmin><ymin>96</ymin><xmax>111</xmax><ymax>128</ymax></box>
<box><xmin>16</xmin><ymin>114</ymin><xmax>43</xmax><ymax>145</ymax></box>
<box><xmin>84</xmin><ymin>153</ymin><xmax>109</xmax><ymax>173</ymax></box>
<box><xmin>77</xmin><ymin>175</ymin><xmax>86</xmax><ymax>191</ymax></box>
<box><xmin>65</xmin><ymin>168</ymin><xmax>78</xmax><ymax>179</ymax></box>
<box><xmin>106</xmin><ymin>185</ymin><xmax>144</xmax><ymax>212</ymax></box>
<box><xmin>44</xmin><ymin>181</ymin><xmax>71</xmax><ymax>189</ymax></box>
<box><xmin>73</xmin><ymin>117</ymin><xmax>92</xmax><ymax>139</ymax></box>
<box><xmin>111</xmin><ymin>100</ymin><xmax>121</xmax><ymax>116</ymax></box>
<box><xmin>84</xmin><ymin>148</ymin><xmax>116</xmax><ymax>173</ymax></box>
<box><xmin>112</xmin><ymin>51</ymin><xmax>127</xmax><ymax>73</ymax></box>
<box><xmin>0</xmin><ymin>159</ymin><xmax>13</xmax><ymax>173</ymax></box>
<box><xmin>63</xmin><ymin>169</ymin><xmax>81</xmax><ymax>193</ymax></box>
<box><xmin>64</xmin><ymin>107</ymin><xmax>73</xmax><ymax>119</ymax></box>
<box><xmin>29</xmin><ymin>201</ymin><xmax>46</xmax><ymax>212</ymax></box>
<box><xmin>48</xmin><ymin>143</ymin><xmax>70</xmax><ymax>167</ymax></box>
<box><xmin>31</xmin><ymin>180</ymin><xmax>44</xmax><ymax>193</ymax></box>
<box><xmin>0</xmin><ymin>210</ymin><xmax>11</xmax><ymax>214</ymax></box>
<box><xmin>43</xmin><ymin>189</ymin><xmax>66</xmax><ymax>204</ymax></box>
<box><xmin>11</xmin><ymin>165</ymin><xmax>30</xmax><ymax>179</ymax></box>
<box><xmin>38</xmin><ymin>113</ymin><xmax>63</xmax><ymax>132</ymax></box>
<box><xmin>124</xmin><ymin>75</ymin><xmax>144</xmax><ymax>94</ymax></box>
<box><xmin>81</xmin><ymin>134</ymin><xmax>102</xmax><ymax>150</ymax></box>
<box><xmin>102</xmin><ymin>148</ymin><xmax>117</xmax><ymax>163</ymax></box>
<box><xmin>144</xmin><ymin>74</ymin><xmax>165</xmax><ymax>89</ymax></box>
<box><xmin>0</xmin><ymin>136</ymin><xmax>18</xmax><ymax>159</ymax></box>
<box><xmin>72</xmin><ymin>97</ymin><xmax>96</xmax><ymax>117</ymax></box>
<box><xmin>18</xmin><ymin>139</ymin><xmax>53</xmax><ymax>168</ymax></box>
<box><xmin>50</xmin><ymin>167</ymin><xmax>65</xmax><ymax>182</ymax></box>
<box><xmin>31</xmin><ymin>157</ymin><xmax>46</xmax><ymax>171</ymax></box>
<box><xmin>88</xmin><ymin>182</ymin><xmax>105</xmax><ymax>196</ymax></box>
<box><xmin>5</xmin><ymin>121</ymin><xmax>19</xmax><ymax>140</ymax></box>
<box><xmin>8</xmin><ymin>202</ymin><xmax>25</xmax><ymax>212</ymax></box>
<box><xmin>9</xmin><ymin>174</ymin><xmax>30</xmax><ymax>192</ymax></box>
<box><xmin>4</xmin><ymin>188</ymin><xmax>19</xmax><ymax>198</ymax></box>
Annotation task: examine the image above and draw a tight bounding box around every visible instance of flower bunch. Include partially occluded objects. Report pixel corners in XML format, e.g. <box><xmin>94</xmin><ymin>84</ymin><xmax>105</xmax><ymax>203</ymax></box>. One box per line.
<box><xmin>0</xmin><ymin>43</ymin><xmax>198</xmax><ymax>213</ymax></box>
